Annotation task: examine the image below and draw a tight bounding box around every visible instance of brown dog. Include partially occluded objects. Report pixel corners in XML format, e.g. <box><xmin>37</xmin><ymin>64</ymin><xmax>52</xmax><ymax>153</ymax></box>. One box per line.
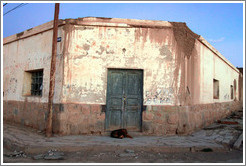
<box><xmin>110</xmin><ymin>129</ymin><xmax>133</xmax><ymax>139</ymax></box>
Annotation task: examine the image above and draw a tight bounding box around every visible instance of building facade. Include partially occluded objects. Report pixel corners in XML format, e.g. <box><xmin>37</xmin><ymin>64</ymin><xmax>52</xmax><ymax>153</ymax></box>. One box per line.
<box><xmin>3</xmin><ymin>17</ymin><xmax>242</xmax><ymax>135</ymax></box>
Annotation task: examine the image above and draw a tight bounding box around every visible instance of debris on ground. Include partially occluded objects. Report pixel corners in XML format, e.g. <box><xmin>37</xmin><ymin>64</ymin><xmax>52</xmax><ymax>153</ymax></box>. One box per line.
<box><xmin>125</xmin><ymin>149</ymin><xmax>135</xmax><ymax>153</ymax></box>
<box><xmin>118</xmin><ymin>153</ymin><xmax>136</xmax><ymax>157</ymax></box>
<box><xmin>32</xmin><ymin>149</ymin><xmax>64</xmax><ymax>160</ymax></box>
<box><xmin>203</xmin><ymin>124</ymin><xmax>226</xmax><ymax>130</ymax></box>
<box><xmin>217</xmin><ymin>120</ymin><xmax>238</xmax><ymax>125</ymax></box>
<box><xmin>4</xmin><ymin>150</ymin><xmax>27</xmax><ymax>158</ymax></box>
<box><xmin>228</xmin><ymin>110</ymin><xmax>243</xmax><ymax>119</ymax></box>
<box><xmin>233</xmin><ymin>133</ymin><xmax>243</xmax><ymax>149</ymax></box>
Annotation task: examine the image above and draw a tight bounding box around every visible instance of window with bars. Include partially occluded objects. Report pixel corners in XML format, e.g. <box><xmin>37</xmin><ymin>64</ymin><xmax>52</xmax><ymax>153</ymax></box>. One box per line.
<box><xmin>22</xmin><ymin>69</ymin><xmax>43</xmax><ymax>97</ymax></box>
<box><xmin>31</xmin><ymin>71</ymin><xmax>43</xmax><ymax>96</ymax></box>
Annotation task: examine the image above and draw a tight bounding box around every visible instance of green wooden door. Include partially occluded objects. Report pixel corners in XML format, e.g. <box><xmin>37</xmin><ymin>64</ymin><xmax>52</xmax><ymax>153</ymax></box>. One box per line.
<box><xmin>106</xmin><ymin>69</ymin><xmax>143</xmax><ymax>131</ymax></box>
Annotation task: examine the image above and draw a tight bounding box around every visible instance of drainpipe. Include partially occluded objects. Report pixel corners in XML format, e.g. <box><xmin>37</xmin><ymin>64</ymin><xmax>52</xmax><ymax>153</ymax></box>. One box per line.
<box><xmin>46</xmin><ymin>3</ymin><xmax>60</xmax><ymax>137</ymax></box>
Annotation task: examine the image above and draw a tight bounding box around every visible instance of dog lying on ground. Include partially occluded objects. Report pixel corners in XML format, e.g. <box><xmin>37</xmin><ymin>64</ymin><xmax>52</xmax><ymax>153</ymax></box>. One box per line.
<box><xmin>110</xmin><ymin>129</ymin><xmax>133</xmax><ymax>139</ymax></box>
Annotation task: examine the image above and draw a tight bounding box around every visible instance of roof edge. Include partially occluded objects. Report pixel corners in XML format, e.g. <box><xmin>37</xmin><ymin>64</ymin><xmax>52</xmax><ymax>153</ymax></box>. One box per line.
<box><xmin>3</xmin><ymin>20</ymin><xmax>66</xmax><ymax>45</ymax></box>
<box><xmin>3</xmin><ymin>17</ymin><xmax>239</xmax><ymax>74</ymax></box>
<box><xmin>3</xmin><ymin>17</ymin><xmax>173</xmax><ymax>45</ymax></box>
<box><xmin>198</xmin><ymin>36</ymin><xmax>239</xmax><ymax>73</ymax></box>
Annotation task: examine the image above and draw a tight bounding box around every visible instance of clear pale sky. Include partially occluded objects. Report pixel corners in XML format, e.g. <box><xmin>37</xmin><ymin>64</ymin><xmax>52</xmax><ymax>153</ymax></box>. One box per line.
<box><xmin>2</xmin><ymin>2</ymin><xmax>244</xmax><ymax>67</ymax></box>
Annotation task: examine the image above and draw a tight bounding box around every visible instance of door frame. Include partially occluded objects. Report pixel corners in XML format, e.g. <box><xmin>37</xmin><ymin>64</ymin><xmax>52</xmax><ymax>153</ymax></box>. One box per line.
<box><xmin>105</xmin><ymin>68</ymin><xmax>144</xmax><ymax>131</ymax></box>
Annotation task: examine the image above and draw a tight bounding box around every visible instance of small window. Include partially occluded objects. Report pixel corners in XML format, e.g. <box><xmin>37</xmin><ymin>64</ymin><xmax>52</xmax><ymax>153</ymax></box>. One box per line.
<box><xmin>213</xmin><ymin>79</ymin><xmax>219</xmax><ymax>99</ymax></box>
<box><xmin>231</xmin><ymin>85</ymin><xmax>233</xmax><ymax>99</ymax></box>
<box><xmin>31</xmin><ymin>71</ymin><xmax>43</xmax><ymax>96</ymax></box>
<box><xmin>22</xmin><ymin>69</ymin><xmax>43</xmax><ymax>96</ymax></box>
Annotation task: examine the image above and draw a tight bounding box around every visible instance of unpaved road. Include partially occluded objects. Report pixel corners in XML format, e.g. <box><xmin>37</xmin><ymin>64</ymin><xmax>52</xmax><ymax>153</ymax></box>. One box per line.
<box><xmin>3</xmin><ymin>147</ymin><xmax>243</xmax><ymax>163</ymax></box>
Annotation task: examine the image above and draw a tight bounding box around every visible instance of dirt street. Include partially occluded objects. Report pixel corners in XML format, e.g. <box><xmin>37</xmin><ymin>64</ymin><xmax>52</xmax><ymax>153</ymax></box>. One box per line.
<box><xmin>3</xmin><ymin>147</ymin><xmax>243</xmax><ymax>163</ymax></box>
<box><xmin>3</xmin><ymin>109</ymin><xmax>244</xmax><ymax>163</ymax></box>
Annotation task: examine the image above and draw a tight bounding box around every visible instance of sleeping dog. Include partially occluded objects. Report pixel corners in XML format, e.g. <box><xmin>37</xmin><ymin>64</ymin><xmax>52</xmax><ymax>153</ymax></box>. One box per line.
<box><xmin>110</xmin><ymin>129</ymin><xmax>133</xmax><ymax>139</ymax></box>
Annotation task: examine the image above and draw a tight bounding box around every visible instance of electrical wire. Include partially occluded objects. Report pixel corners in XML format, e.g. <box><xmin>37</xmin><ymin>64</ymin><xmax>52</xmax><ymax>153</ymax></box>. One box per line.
<box><xmin>3</xmin><ymin>3</ymin><xmax>8</xmax><ymax>7</ymax></box>
<box><xmin>3</xmin><ymin>3</ymin><xmax>28</xmax><ymax>16</ymax></box>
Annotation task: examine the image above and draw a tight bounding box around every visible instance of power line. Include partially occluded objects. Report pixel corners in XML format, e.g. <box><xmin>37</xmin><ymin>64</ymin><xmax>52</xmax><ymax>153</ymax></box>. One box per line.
<box><xmin>3</xmin><ymin>3</ymin><xmax>8</xmax><ymax>7</ymax></box>
<box><xmin>3</xmin><ymin>3</ymin><xmax>28</xmax><ymax>16</ymax></box>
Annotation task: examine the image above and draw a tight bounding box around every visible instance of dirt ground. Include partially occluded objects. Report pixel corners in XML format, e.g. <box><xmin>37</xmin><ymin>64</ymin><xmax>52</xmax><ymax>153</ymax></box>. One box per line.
<box><xmin>3</xmin><ymin>147</ymin><xmax>243</xmax><ymax>163</ymax></box>
<box><xmin>3</xmin><ymin>109</ymin><xmax>244</xmax><ymax>164</ymax></box>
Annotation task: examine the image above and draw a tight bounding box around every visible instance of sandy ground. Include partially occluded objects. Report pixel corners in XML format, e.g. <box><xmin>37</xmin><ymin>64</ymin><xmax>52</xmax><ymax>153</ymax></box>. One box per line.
<box><xmin>3</xmin><ymin>109</ymin><xmax>244</xmax><ymax>164</ymax></box>
<box><xmin>3</xmin><ymin>147</ymin><xmax>243</xmax><ymax>163</ymax></box>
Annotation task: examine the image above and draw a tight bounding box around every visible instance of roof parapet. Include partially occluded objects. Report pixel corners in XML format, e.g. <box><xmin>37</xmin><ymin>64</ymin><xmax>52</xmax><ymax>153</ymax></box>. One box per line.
<box><xmin>3</xmin><ymin>17</ymin><xmax>239</xmax><ymax>73</ymax></box>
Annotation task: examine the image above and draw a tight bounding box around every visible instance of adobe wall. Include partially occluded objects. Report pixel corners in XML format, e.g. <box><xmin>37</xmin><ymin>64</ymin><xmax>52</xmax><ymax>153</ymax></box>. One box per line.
<box><xmin>198</xmin><ymin>39</ymin><xmax>240</xmax><ymax>103</ymax></box>
<box><xmin>61</xmin><ymin>23</ymin><xmax>181</xmax><ymax>106</ymax></box>
<box><xmin>61</xmin><ymin>19</ymin><xmax>203</xmax><ymax>106</ymax></box>
<box><xmin>142</xmin><ymin>101</ymin><xmax>242</xmax><ymax>135</ymax></box>
<box><xmin>3</xmin><ymin>18</ymin><xmax>242</xmax><ymax>135</ymax></box>
<box><xmin>3</xmin><ymin>24</ymin><xmax>65</xmax><ymax>131</ymax></box>
<box><xmin>3</xmin><ymin>24</ymin><xmax>65</xmax><ymax>104</ymax></box>
<box><xmin>3</xmin><ymin>100</ymin><xmax>242</xmax><ymax>135</ymax></box>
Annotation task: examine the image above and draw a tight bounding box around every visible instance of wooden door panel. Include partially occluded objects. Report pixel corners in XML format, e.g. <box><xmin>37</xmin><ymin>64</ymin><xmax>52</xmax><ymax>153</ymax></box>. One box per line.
<box><xmin>110</xmin><ymin>72</ymin><xmax>124</xmax><ymax>95</ymax></box>
<box><xmin>126</xmin><ymin>73</ymin><xmax>140</xmax><ymax>95</ymax></box>
<box><xmin>106</xmin><ymin>69</ymin><xmax>143</xmax><ymax>131</ymax></box>
<box><xmin>109</xmin><ymin>109</ymin><xmax>122</xmax><ymax>129</ymax></box>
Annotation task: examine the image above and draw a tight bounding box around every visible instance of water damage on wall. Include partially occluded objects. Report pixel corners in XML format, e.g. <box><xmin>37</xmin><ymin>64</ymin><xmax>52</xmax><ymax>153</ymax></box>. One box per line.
<box><xmin>170</xmin><ymin>22</ymin><xmax>200</xmax><ymax>106</ymax></box>
<box><xmin>133</xmin><ymin>22</ymin><xmax>200</xmax><ymax>106</ymax></box>
<box><xmin>3</xmin><ymin>17</ymin><xmax>242</xmax><ymax>136</ymax></box>
<box><xmin>62</xmin><ymin>23</ymin><xmax>75</xmax><ymax>102</ymax></box>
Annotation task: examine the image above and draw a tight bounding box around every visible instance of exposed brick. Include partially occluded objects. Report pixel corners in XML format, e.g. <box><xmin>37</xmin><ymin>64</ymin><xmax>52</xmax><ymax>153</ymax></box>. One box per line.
<box><xmin>96</xmin><ymin>112</ymin><xmax>105</xmax><ymax>121</ymax></box>
<box><xmin>152</xmin><ymin>106</ymin><xmax>159</xmax><ymax>111</ymax></box>
<box><xmin>166</xmin><ymin>125</ymin><xmax>178</xmax><ymax>135</ymax></box>
<box><xmin>81</xmin><ymin>104</ymin><xmax>90</xmax><ymax>115</ymax></box>
<box><xmin>154</xmin><ymin>117</ymin><xmax>164</xmax><ymax>124</ymax></box>
<box><xmin>143</xmin><ymin>111</ymin><xmax>154</xmax><ymax>121</ymax></box>
<box><xmin>167</xmin><ymin>113</ymin><xmax>179</xmax><ymax>124</ymax></box>
<box><xmin>91</xmin><ymin>105</ymin><xmax>101</xmax><ymax>113</ymax></box>
<box><xmin>156</xmin><ymin>112</ymin><xmax>162</xmax><ymax>117</ymax></box>
<box><xmin>3</xmin><ymin>100</ymin><xmax>243</xmax><ymax>136</ymax></box>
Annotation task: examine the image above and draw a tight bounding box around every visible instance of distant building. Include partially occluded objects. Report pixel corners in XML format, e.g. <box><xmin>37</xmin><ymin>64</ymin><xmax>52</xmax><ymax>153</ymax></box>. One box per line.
<box><xmin>3</xmin><ymin>17</ymin><xmax>242</xmax><ymax>135</ymax></box>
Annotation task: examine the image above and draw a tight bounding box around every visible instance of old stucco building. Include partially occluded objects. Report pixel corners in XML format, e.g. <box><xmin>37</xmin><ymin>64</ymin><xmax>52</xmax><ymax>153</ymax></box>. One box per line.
<box><xmin>3</xmin><ymin>17</ymin><xmax>242</xmax><ymax>135</ymax></box>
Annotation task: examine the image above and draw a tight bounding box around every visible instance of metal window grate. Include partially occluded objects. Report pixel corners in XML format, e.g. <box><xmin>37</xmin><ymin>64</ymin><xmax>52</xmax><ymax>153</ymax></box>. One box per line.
<box><xmin>31</xmin><ymin>71</ymin><xmax>43</xmax><ymax>96</ymax></box>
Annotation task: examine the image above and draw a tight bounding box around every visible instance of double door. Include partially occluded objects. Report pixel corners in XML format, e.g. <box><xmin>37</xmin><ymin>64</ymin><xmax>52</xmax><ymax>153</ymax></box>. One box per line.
<box><xmin>106</xmin><ymin>69</ymin><xmax>143</xmax><ymax>131</ymax></box>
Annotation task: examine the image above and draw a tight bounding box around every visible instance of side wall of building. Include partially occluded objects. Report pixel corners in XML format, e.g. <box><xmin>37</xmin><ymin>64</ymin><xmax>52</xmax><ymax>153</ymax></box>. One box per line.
<box><xmin>199</xmin><ymin>42</ymin><xmax>239</xmax><ymax>103</ymax></box>
<box><xmin>3</xmin><ymin>26</ymin><xmax>65</xmax><ymax>130</ymax></box>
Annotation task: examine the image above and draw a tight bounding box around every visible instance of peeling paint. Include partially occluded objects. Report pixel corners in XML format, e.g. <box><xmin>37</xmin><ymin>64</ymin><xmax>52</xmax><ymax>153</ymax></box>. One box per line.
<box><xmin>159</xmin><ymin>45</ymin><xmax>173</xmax><ymax>61</ymax></box>
<box><xmin>3</xmin><ymin>17</ymin><xmax>242</xmax><ymax>135</ymax></box>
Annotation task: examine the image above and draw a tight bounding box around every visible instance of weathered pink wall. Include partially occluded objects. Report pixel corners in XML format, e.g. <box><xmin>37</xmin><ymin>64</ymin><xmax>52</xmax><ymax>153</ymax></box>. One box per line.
<box><xmin>3</xmin><ymin>17</ymin><xmax>242</xmax><ymax>135</ymax></box>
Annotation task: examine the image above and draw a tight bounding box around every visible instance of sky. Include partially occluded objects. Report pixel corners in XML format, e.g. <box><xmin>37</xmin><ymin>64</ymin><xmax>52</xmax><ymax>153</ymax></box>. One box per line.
<box><xmin>2</xmin><ymin>2</ymin><xmax>244</xmax><ymax>67</ymax></box>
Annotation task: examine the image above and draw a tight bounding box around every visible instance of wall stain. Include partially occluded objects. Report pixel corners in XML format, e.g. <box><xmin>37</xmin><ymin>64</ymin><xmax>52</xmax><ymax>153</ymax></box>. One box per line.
<box><xmin>96</xmin><ymin>46</ymin><xmax>105</xmax><ymax>55</ymax></box>
<box><xmin>159</xmin><ymin>45</ymin><xmax>173</xmax><ymax>61</ymax></box>
<box><xmin>83</xmin><ymin>44</ymin><xmax>90</xmax><ymax>51</ymax></box>
<box><xmin>170</xmin><ymin>22</ymin><xmax>200</xmax><ymax>105</ymax></box>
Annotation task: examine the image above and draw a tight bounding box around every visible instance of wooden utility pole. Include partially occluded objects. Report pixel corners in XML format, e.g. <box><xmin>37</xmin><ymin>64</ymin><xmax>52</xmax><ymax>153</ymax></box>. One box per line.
<box><xmin>46</xmin><ymin>3</ymin><xmax>60</xmax><ymax>137</ymax></box>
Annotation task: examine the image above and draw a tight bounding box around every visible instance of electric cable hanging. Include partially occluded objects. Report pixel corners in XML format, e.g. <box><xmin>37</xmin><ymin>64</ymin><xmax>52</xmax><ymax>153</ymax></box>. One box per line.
<box><xmin>3</xmin><ymin>3</ymin><xmax>28</xmax><ymax>16</ymax></box>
